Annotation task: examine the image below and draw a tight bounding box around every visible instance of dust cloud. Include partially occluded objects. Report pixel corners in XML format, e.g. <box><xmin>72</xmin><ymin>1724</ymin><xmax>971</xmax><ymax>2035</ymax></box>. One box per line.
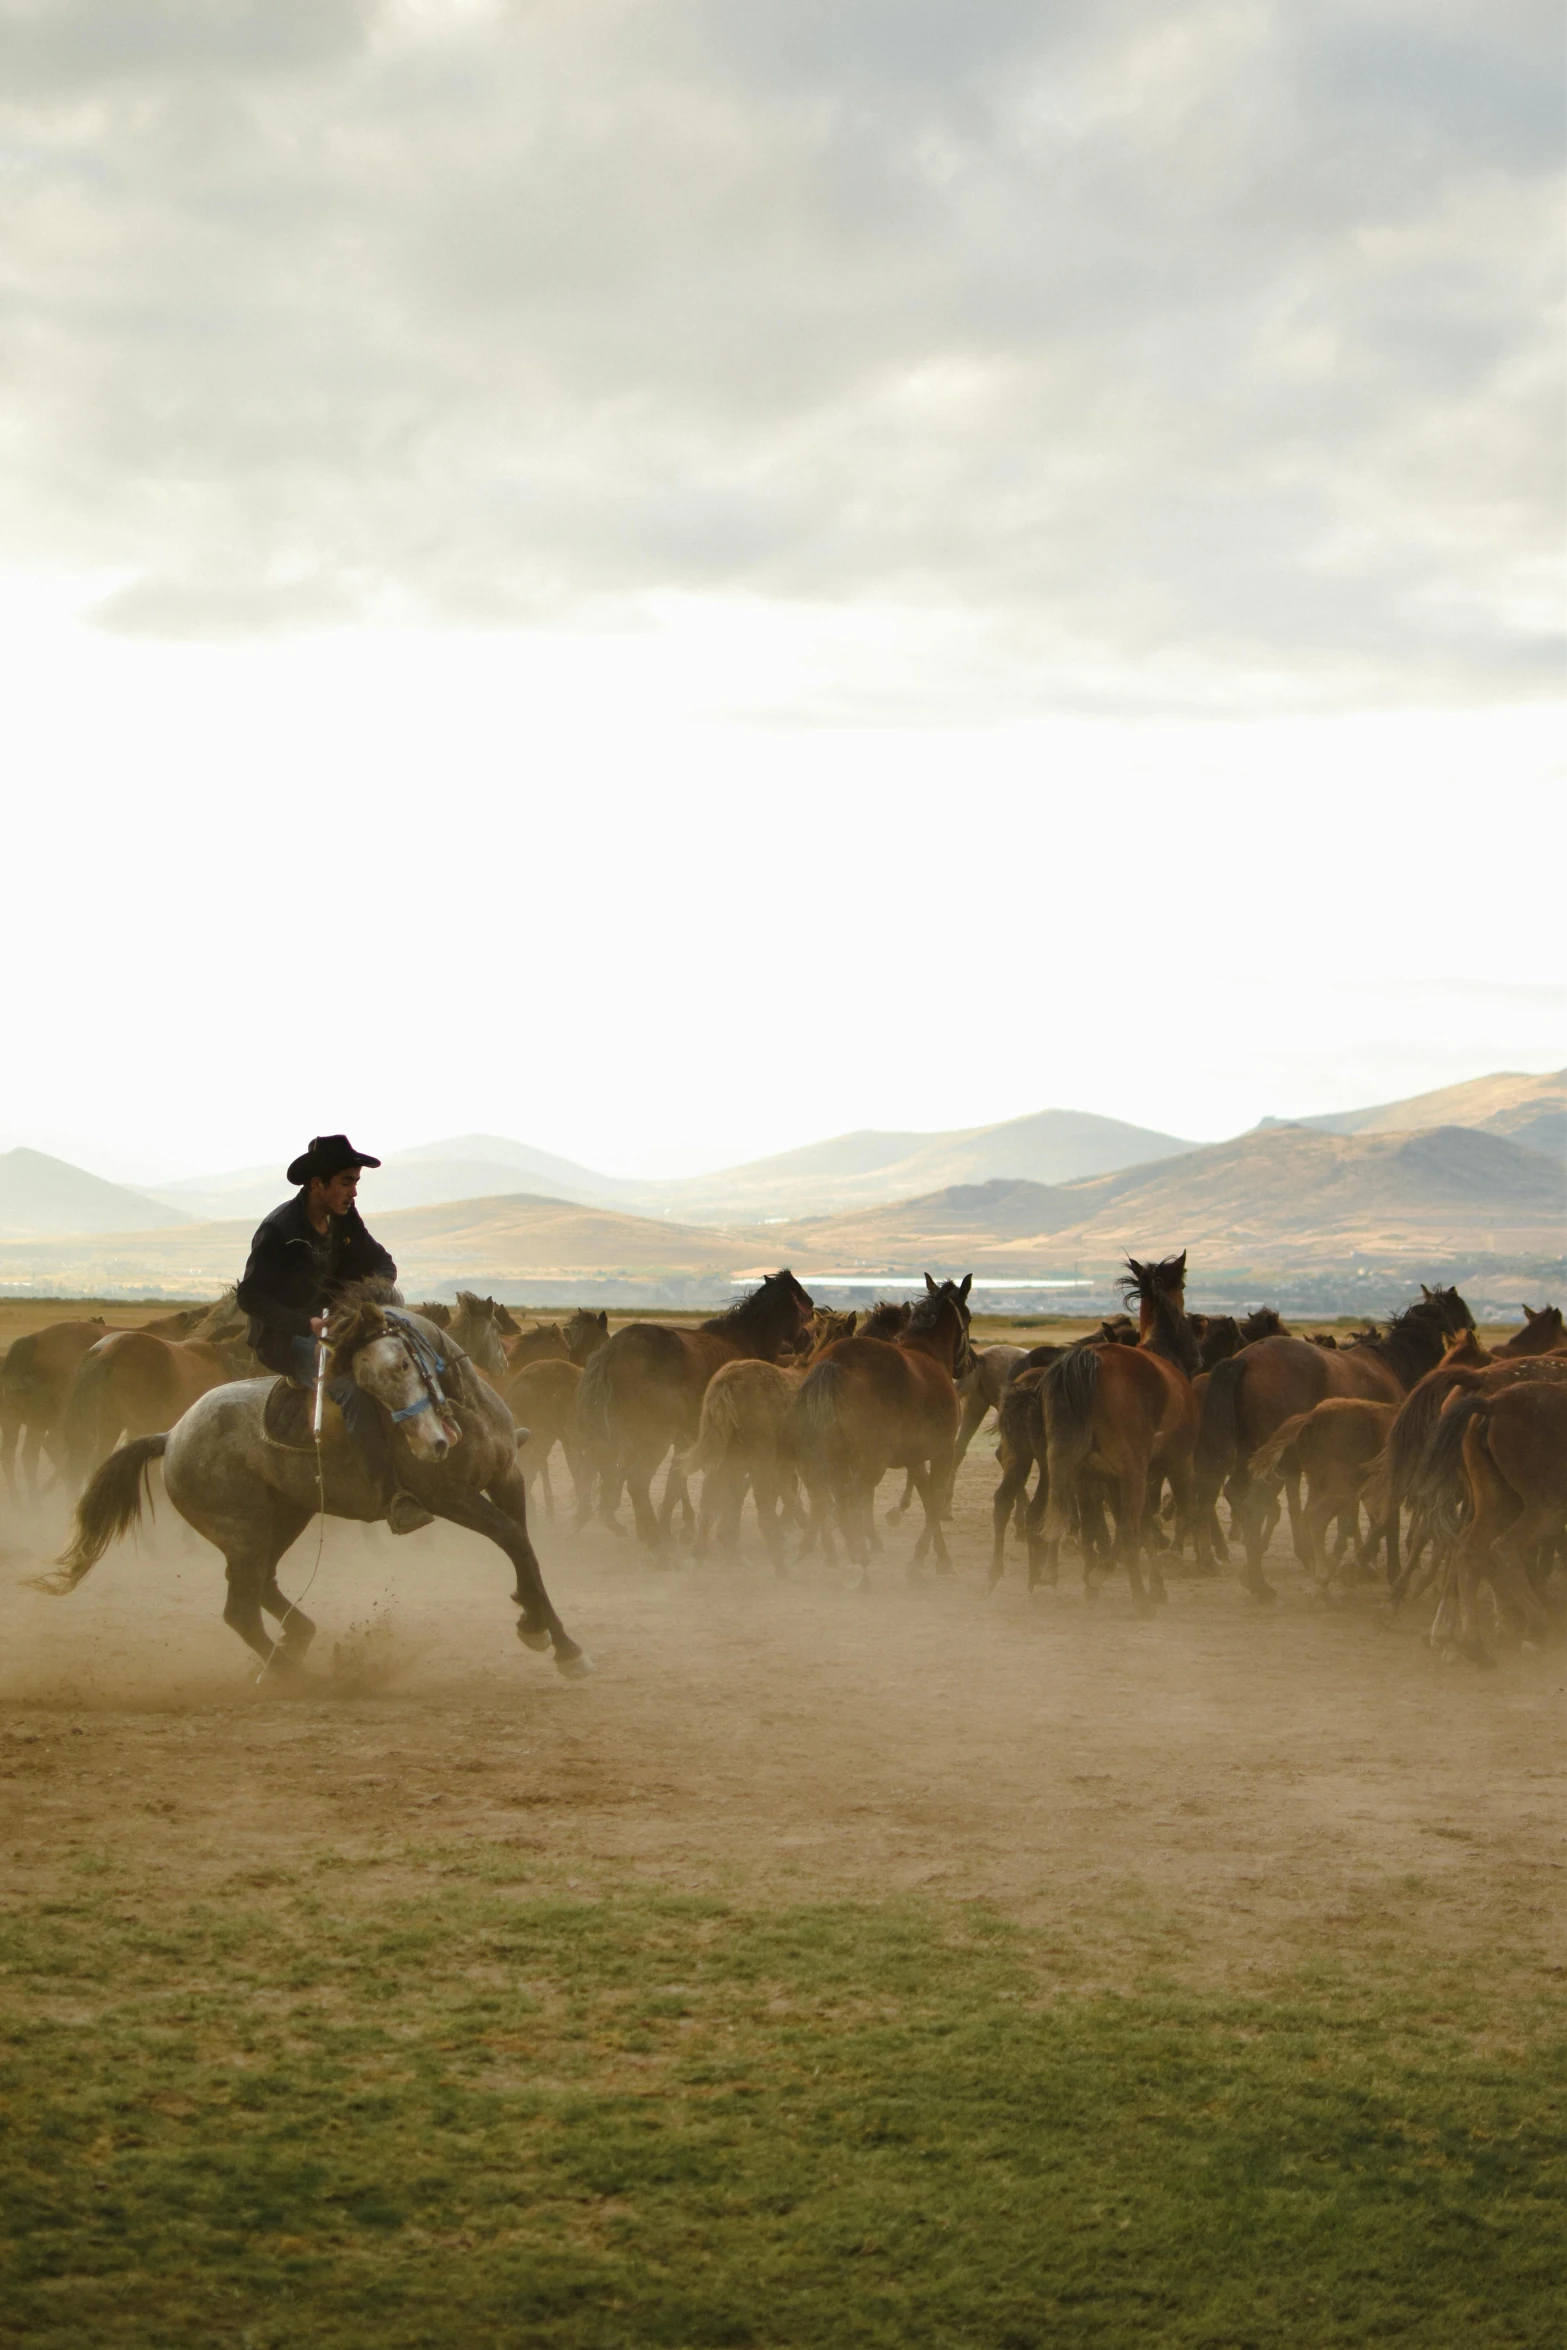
<box><xmin>1</xmin><ymin>1449</ymin><xmax>1562</xmax><ymax>1985</ymax></box>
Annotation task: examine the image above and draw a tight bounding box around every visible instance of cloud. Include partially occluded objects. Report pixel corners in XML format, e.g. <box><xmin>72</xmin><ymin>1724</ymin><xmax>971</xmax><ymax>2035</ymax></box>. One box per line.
<box><xmin>0</xmin><ymin>0</ymin><xmax>1557</xmax><ymax>709</ymax></box>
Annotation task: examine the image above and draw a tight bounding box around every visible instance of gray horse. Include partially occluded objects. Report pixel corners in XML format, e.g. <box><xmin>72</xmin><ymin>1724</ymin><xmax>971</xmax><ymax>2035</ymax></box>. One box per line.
<box><xmin>40</xmin><ymin>1293</ymin><xmax>590</xmax><ymax>1681</ymax></box>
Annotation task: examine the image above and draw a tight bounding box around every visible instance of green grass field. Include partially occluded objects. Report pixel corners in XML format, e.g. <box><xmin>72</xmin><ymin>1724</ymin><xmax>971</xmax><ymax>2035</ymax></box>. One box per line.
<box><xmin>3</xmin><ymin>1844</ymin><xmax>1561</xmax><ymax>2349</ymax></box>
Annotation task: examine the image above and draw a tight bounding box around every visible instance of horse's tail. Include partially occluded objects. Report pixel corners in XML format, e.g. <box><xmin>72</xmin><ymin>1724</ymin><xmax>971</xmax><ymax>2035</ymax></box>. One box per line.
<box><xmin>1041</xmin><ymin>1345</ymin><xmax>1099</xmax><ymax>1541</ymax></box>
<box><xmin>1252</xmin><ymin>1410</ymin><xmax>1312</xmax><ymax>1485</ymax></box>
<box><xmin>784</xmin><ymin>1359</ymin><xmax>846</xmax><ymax>1462</ymax></box>
<box><xmin>34</xmin><ymin>1434</ymin><xmax>169</xmax><ymax>1594</ymax></box>
<box><xmin>1195</xmin><ymin>1352</ymin><xmax>1247</xmax><ymax>1491</ymax></box>
<box><xmin>676</xmin><ymin>1372</ymin><xmax>747</xmax><ymax>1479</ymax></box>
<box><xmin>60</xmin><ymin>1346</ymin><xmax>119</xmax><ymax>1491</ymax></box>
<box><xmin>0</xmin><ymin>1332</ymin><xmax>40</xmax><ymax>1411</ymax></box>
<box><xmin>1385</xmin><ymin>1373</ymin><xmax>1471</xmax><ymax>1514</ymax></box>
<box><xmin>1410</xmin><ymin>1392</ymin><xmax>1490</xmax><ymax>1528</ymax></box>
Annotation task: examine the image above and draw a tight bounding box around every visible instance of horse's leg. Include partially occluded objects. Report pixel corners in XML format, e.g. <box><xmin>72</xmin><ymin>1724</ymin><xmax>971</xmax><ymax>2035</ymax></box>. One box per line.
<box><xmin>914</xmin><ymin>1447</ymin><xmax>954</xmax><ymax>1571</ymax></box>
<box><xmin>952</xmin><ymin>1385</ymin><xmax>989</xmax><ymax>1474</ymax></box>
<box><xmin>447</xmin><ymin>1470</ymin><xmax>591</xmax><ymax>1675</ymax></box>
<box><xmin>990</xmin><ymin>1452</ymin><xmax>1030</xmax><ymax>1586</ymax></box>
<box><xmin>752</xmin><ymin>1460</ymin><xmax>789</xmax><ymax>1576</ymax></box>
<box><xmin>619</xmin><ymin>1441</ymin><xmax>665</xmax><ymax>1550</ymax></box>
<box><xmin>886</xmin><ymin>1469</ymin><xmax>916</xmax><ymax>1526</ymax></box>
<box><xmin>258</xmin><ymin>1495</ymin><xmax>321</xmax><ymax>1657</ymax></box>
<box><xmin>1225</xmin><ymin>1463</ymin><xmax>1275</xmax><ymax>1601</ymax></box>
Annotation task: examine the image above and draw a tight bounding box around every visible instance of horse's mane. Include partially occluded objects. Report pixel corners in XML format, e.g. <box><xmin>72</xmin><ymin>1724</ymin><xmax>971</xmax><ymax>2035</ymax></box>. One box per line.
<box><xmin>699</xmin><ymin>1270</ymin><xmax>806</xmax><ymax>1335</ymax></box>
<box><xmin>860</xmin><ymin>1300</ymin><xmax>913</xmax><ymax>1338</ymax></box>
<box><xmin>1117</xmin><ymin>1254</ymin><xmax>1200</xmax><ymax>1374</ymax></box>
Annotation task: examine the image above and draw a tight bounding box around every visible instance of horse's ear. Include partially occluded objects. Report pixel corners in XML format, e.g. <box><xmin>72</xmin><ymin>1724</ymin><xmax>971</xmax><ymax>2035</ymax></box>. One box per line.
<box><xmin>597</xmin><ymin>1311</ymin><xmax>608</xmax><ymax>1329</ymax></box>
<box><xmin>959</xmin><ymin>1273</ymin><xmax>973</xmax><ymax>1300</ymax></box>
<box><xmin>1173</xmin><ymin>1250</ymin><xmax>1187</xmax><ymax>1275</ymax></box>
<box><xmin>1421</xmin><ymin>1284</ymin><xmax>1434</xmax><ymax>1300</ymax></box>
<box><xmin>924</xmin><ymin>1272</ymin><xmax>938</xmax><ymax>1294</ymax></box>
<box><xmin>845</xmin><ymin>1312</ymin><xmax>857</xmax><ymax>1334</ymax></box>
<box><xmin>1523</xmin><ymin>1303</ymin><xmax>1537</xmax><ymax>1319</ymax></box>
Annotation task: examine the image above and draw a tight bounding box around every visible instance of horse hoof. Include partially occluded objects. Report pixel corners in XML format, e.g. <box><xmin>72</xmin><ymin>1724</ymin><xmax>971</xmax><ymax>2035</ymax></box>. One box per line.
<box><xmin>554</xmin><ymin>1648</ymin><xmax>595</xmax><ymax>1679</ymax></box>
<box><xmin>516</xmin><ymin>1622</ymin><xmax>551</xmax><ymax>1652</ymax></box>
<box><xmin>1243</xmin><ymin>1578</ymin><xmax>1277</xmax><ymax>1605</ymax></box>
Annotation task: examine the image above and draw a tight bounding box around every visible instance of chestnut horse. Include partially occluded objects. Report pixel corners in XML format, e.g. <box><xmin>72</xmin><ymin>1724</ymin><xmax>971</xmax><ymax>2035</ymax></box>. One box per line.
<box><xmin>1195</xmin><ymin>1285</ymin><xmax>1474</xmax><ymax>1596</ymax></box>
<box><xmin>1252</xmin><ymin>1398</ymin><xmax>1398</xmax><ymax>1591</ymax></box>
<box><xmin>787</xmin><ymin>1274</ymin><xmax>974</xmax><ymax>1576</ymax></box>
<box><xmin>60</xmin><ymin>1329</ymin><xmax>257</xmax><ymax>1488</ymax></box>
<box><xmin>575</xmin><ymin>1270</ymin><xmax>814</xmax><ymax>1549</ymax></box>
<box><xmin>1039</xmin><ymin>1253</ymin><xmax>1200</xmax><ymax>1609</ymax></box>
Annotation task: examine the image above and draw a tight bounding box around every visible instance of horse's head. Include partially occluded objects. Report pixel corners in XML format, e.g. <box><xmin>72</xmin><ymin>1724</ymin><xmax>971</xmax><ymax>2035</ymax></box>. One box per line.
<box><xmin>770</xmin><ymin>1268</ymin><xmax>816</xmax><ymax>1335</ymax></box>
<box><xmin>1421</xmin><ymin>1283</ymin><xmax>1476</xmax><ymax>1339</ymax></box>
<box><xmin>330</xmin><ymin>1301</ymin><xmax>459</xmax><ymax>1463</ymax></box>
<box><xmin>920</xmin><ymin>1272</ymin><xmax>976</xmax><ymax>1376</ymax></box>
<box><xmin>451</xmin><ymin>1292</ymin><xmax>509</xmax><ymax>1381</ymax></box>
<box><xmin>564</xmin><ymin>1308</ymin><xmax>610</xmax><ymax>1365</ymax></box>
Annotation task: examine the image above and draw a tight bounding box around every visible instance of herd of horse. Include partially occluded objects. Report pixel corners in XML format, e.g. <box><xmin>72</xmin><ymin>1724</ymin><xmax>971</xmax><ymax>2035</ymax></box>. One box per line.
<box><xmin>6</xmin><ymin>1254</ymin><xmax>1565</xmax><ymax>1675</ymax></box>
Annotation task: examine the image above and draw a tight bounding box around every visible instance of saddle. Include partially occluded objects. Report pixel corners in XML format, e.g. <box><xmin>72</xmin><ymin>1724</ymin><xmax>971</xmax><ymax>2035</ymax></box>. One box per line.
<box><xmin>262</xmin><ymin>1377</ymin><xmax>344</xmax><ymax>1454</ymax></box>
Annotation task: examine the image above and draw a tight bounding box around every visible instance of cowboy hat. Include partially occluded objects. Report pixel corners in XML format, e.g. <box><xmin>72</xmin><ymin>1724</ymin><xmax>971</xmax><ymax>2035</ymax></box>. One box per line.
<box><xmin>287</xmin><ymin>1134</ymin><xmax>383</xmax><ymax>1186</ymax></box>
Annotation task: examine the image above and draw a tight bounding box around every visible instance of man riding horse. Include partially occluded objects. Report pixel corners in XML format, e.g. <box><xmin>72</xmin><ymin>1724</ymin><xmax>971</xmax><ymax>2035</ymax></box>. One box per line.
<box><xmin>236</xmin><ymin>1134</ymin><xmax>433</xmax><ymax>1534</ymax></box>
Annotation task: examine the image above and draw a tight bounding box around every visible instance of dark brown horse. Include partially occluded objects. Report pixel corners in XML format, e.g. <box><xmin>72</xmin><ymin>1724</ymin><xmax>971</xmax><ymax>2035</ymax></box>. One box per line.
<box><xmin>1195</xmin><ymin>1285</ymin><xmax>1474</xmax><ymax>1596</ymax></box>
<box><xmin>786</xmin><ymin>1274</ymin><xmax>974</xmax><ymax>1577</ymax></box>
<box><xmin>1039</xmin><ymin>1253</ymin><xmax>1200</xmax><ymax>1609</ymax></box>
<box><xmin>1</xmin><ymin>1318</ymin><xmax>108</xmax><ymax>1502</ymax></box>
<box><xmin>575</xmin><ymin>1271</ymin><xmax>814</xmax><ymax>1549</ymax></box>
<box><xmin>563</xmin><ymin>1307</ymin><xmax>611</xmax><ymax>1365</ymax></box>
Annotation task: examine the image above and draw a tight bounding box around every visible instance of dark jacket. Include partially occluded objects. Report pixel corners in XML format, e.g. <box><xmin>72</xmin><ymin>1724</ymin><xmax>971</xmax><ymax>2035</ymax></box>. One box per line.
<box><xmin>236</xmin><ymin>1191</ymin><xmax>397</xmax><ymax>1373</ymax></box>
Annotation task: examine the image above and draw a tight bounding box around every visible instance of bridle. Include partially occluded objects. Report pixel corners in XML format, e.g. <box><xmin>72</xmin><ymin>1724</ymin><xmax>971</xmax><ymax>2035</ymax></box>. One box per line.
<box><xmin>380</xmin><ymin>1310</ymin><xmax>458</xmax><ymax>1427</ymax></box>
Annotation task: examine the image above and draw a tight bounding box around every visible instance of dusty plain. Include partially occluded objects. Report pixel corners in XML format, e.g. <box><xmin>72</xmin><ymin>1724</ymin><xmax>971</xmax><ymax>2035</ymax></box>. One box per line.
<box><xmin>0</xmin><ymin>1304</ymin><xmax>1562</xmax><ymax>2346</ymax></box>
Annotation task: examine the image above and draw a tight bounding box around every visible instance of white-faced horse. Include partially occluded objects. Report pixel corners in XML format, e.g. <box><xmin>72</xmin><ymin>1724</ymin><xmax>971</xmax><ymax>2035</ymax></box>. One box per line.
<box><xmin>41</xmin><ymin>1294</ymin><xmax>590</xmax><ymax>1680</ymax></box>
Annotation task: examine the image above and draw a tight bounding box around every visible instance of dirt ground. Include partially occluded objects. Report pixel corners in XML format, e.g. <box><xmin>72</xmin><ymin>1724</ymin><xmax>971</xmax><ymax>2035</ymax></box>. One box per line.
<box><xmin>2</xmin><ymin>1421</ymin><xmax>1562</xmax><ymax>1989</ymax></box>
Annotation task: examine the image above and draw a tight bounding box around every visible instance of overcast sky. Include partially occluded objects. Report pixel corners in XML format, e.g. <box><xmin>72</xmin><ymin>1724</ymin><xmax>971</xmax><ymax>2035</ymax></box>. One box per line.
<box><xmin>1</xmin><ymin>1</ymin><xmax>1560</xmax><ymax>1184</ymax></box>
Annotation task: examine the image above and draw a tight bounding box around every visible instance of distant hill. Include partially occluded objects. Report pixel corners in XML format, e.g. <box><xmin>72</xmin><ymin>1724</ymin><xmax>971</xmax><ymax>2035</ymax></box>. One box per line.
<box><xmin>759</xmin><ymin>1126</ymin><xmax>1566</xmax><ymax>1272</ymax></box>
<box><xmin>149</xmin><ymin>1134</ymin><xmax>635</xmax><ymax>1222</ymax></box>
<box><xmin>635</xmin><ymin>1107</ymin><xmax>1196</xmax><ymax>1221</ymax></box>
<box><xmin>0</xmin><ymin>1148</ymin><xmax>193</xmax><ymax>1239</ymax></box>
<box><xmin>1262</xmin><ymin>1068</ymin><xmax>1566</xmax><ymax>1163</ymax></box>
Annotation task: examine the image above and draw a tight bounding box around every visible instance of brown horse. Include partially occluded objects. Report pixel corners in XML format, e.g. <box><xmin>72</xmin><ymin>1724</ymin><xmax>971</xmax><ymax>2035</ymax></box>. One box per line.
<box><xmin>1039</xmin><ymin>1253</ymin><xmax>1200</xmax><ymax>1609</ymax></box>
<box><xmin>1385</xmin><ymin>1355</ymin><xmax>1567</xmax><ymax>1613</ymax></box>
<box><xmin>988</xmin><ymin>1352</ymin><xmax>1069</xmax><ymax>1586</ymax></box>
<box><xmin>506</xmin><ymin>1320</ymin><xmax>570</xmax><ymax>1366</ymax></box>
<box><xmin>1252</xmin><ymin>1398</ymin><xmax>1397</xmax><ymax>1591</ymax></box>
<box><xmin>1</xmin><ymin>1318</ymin><xmax>108</xmax><ymax>1502</ymax></box>
<box><xmin>676</xmin><ymin>1310</ymin><xmax>858</xmax><ymax>1568</ymax></box>
<box><xmin>1438</xmin><ymin>1380</ymin><xmax>1567</xmax><ymax>1665</ymax></box>
<box><xmin>1195</xmin><ymin>1285</ymin><xmax>1474</xmax><ymax>1595</ymax></box>
<box><xmin>563</xmin><ymin>1307</ymin><xmax>611</xmax><ymax>1365</ymax></box>
<box><xmin>60</xmin><ymin>1328</ymin><xmax>257</xmax><ymax>1488</ymax></box>
<box><xmin>1494</xmin><ymin>1302</ymin><xmax>1565</xmax><ymax>1358</ymax></box>
<box><xmin>508</xmin><ymin>1357</ymin><xmax>585</xmax><ymax>1516</ymax></box>
<box><xmin>787</xmin><ymin>1275</ymin><xmax>974</xmax><ymax>1577</ymax></box>
<box><xmin>574</xmin><ymin>1271</ymin><xmax>814</xmax><ymax>1549</ymax></box>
